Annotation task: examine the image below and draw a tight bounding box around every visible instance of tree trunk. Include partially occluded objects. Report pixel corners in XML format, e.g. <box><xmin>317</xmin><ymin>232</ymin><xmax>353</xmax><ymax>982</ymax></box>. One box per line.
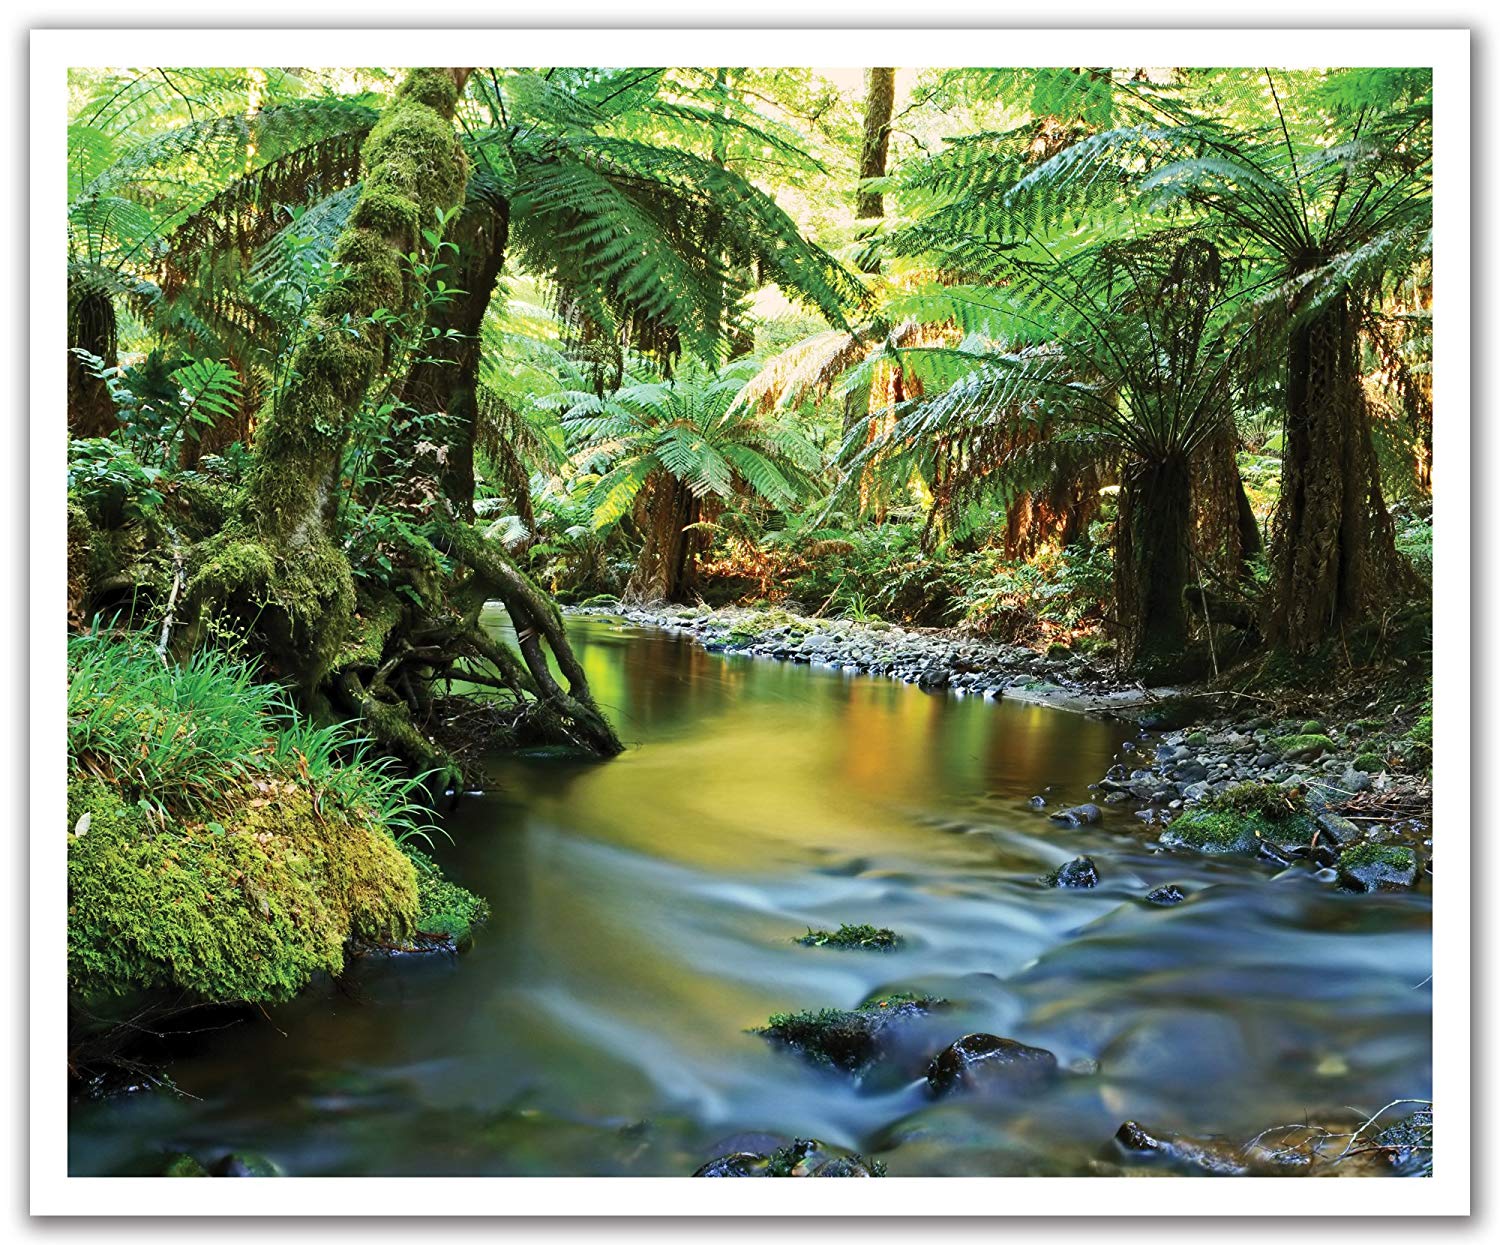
<box><xmin>626</xmin><ymin>473</ymin><xmax>702</xmax><ymax>603</ymax></box>
<box><xmin>390</xmin><ymin>193</ymin><xmax>510</xmax><ymax>522</ymax></box>
<box><xmin>855</xmin><ymin>68</ymin><xmax>896</xmax><ymax>273</ymax></box>
<box><xmin>183</xmin><ymin>69</ymin><xmax>471</xmax><ymax>687</ymax></box>
<box><xmin>1268</xmin><ymin>294</ymin><xmax>1401</xmax><ymax>651</ymax></box>
<box><xmin>1115</xmin><ymin>453</ymin><xmax>1192</xmax><ymax>676</ymax></box>
<box><xmin>67</xmin><ymin>283</ymin><xmax>119</xmax><ymax>438</ymax></box>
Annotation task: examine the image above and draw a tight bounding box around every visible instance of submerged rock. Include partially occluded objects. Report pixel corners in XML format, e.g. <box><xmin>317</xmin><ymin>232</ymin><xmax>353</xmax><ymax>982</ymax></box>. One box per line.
<box><xmin>1049</xmin><ymin>803</ymin><xmax>1102</xmax><ymax>826</ymax></box>
<box><xmin>926</xmin><ymin>1033</ymin><xmax>1059</xmax><ymax>1096</ymax></box>
<box><xmin>1044</xmin><ymin>856</ymin><xmax>1099</xmax><ymax>888</ymax></box>
<box><xmin>1145</xmin><ymin>884</ymin><xmax>1187</xmax><ymax>906</ymax></box>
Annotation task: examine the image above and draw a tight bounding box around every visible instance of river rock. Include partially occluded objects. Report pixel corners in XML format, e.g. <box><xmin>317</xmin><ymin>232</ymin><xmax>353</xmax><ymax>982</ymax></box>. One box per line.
<box><xmin>1337</xmin><ymin>844</ymin><xmax>1418</xmax><ymax>892</ymax></box>
<box><xmin>926</xmin><ymin>1033</ymin><xmax>1059</xmax><ymax>1095</ymax></box>
<box><xmin>211</xmin><ymin>1152</ymin><xmax>284</xmax><ymax>1177</ymax></box>
<box><xmin>1049</xmin><ymin>802</ymin><xmax>1101</xmax><ymax>826</ymax></box>
<box><xmin>1145</xmin><ymin>884</ymin><xmax>1186</xmax><ymax>906</ymax></box>
<box><xmin>1045</xmin><ymin>856</ymin><xmax>1099</xmax><ymax>888</ymax></box>
<box><xmin>1112</xmin><ymin>1121</ymin><xmax>1253</xmax><ymax>1176</ymax></box>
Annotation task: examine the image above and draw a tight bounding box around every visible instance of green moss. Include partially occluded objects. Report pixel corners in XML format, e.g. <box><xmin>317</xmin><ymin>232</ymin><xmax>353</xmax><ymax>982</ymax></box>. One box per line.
<box><xmin>1045</xmin><ymin>641</ymin><xmax>1071</xmax><ymax>660</ymax></box>
<box><xmin>405</xmin><ymin>847</ymin><xmax>490</xmax><ymax>944</ymax></box>
<box><xmin>67</xmin><ymin>779</ymin><xmax>418</xmax><ymax>1005</ymax></box>
<box><xmin>1272</xmin><ymin>733</ymin><xmax>1335</xmax><ymax>759</ymax></box>
<box><xmin>1408</xmin><ymin>713</ymin><xmax>1433</xmax><ymax>746</ymax></box>
<box><xmin>1338</xmin><ymin>843</ymin><xmax>1416</xmax><ymax>870</ymax></box>
<box><xmin>1298</xmin><ymin>719</ymin><xmax>1326</xmax><ymax>736</ymax></box>
<box><xmin>1352</xmin><ymin>752</ymin><xmax>1386</xmax><ymax>773</ymax></box>
<box><xmin>795</xmin><ymin>923</ymin><xmax>903</xmax><ymax>952</ymax></box>
<box><xmin>1185</xmin><ymin>731</ymin><xmax>1209</xmax><ymax>747</ymax></box>
<box><xmin>1162</xmin><ymin>782</ymin><xmax>1314</xmax><ymax>855</ymax></box>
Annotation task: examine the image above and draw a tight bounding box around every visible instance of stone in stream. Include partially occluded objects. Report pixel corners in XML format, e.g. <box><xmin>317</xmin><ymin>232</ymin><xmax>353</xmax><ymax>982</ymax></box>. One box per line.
<box><xmin>1028</xmin><ymin>795</ymin><xmax>1047</xmax><ymax>809</ymax></box>
<box><xmin>1048</xmin><ymin>802</ymin><xmax>1101</xmax><ymax>826</ymax></box>
<box><xmin>1044</xmin><ymin>856</ymin><xmax>1099</xmax><ymax>888</ymax></box>
<box><xmin>1112</xmin><ymin>1121</ymin><xmax>1257</xmax><ymax>1176</ymax></box>
<box><xmin>1336</xmin><ymin>843</ymin><xmax>1419</xmax><ymax>892</ymax></box>
<box><xmin>693</xmin><ymin>1137</ymin><xmax>885</xmax><ymax>1178</ymax></box>
<box><xmin>926</xmin><ymin>1033</ymin><xmax>1059</xmax><ymax>1096</ymax></box>
<box><xmin>753</xmin><ymin>992</ymin><xmax>942</xmax><ymax>1076</ymax></box>
<box><xmin>211</xmin><ymin>1152</ymin><xmax>284</xmax><ymax>1177</ymax></box>
<box><xmin>1144</xmin><ymin>884</ymin><xmax>1187</xmax><ymax>906</ymax></box>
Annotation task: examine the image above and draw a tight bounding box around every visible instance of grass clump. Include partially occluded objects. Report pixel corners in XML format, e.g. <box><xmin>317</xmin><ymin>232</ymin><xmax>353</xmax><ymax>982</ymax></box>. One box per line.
<box><xmin>754</xmin><ymin>992</ymin><xmax>941</xmax><ymax>1074</ymax></box>
<box><xmin>66</xmin><ymin>630</ymin><xmax>479</xmax><ymax>1004</ymax></box>
<box><xmin>1162</xmin><ymin>782</ymin><xmax>1315</xmax><ymax>855</ymax></box>
<box><xmin>795</xmin><ymin>923</ymin><xmax>903</xmax><ymax>952</ymax></box>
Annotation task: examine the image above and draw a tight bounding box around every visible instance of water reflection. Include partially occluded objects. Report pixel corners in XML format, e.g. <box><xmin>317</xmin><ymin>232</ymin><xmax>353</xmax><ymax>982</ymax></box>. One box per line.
<box><xmin>68</xmin><ymin>617</ymin><xmax>1431</xmax><ymax>1177</ymax></box>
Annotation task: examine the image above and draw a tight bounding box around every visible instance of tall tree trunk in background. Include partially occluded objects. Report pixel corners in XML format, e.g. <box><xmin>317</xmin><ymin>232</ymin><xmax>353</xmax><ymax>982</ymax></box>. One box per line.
<box><xmin>627</xmin><ymin>473</ymin><xmax>703</xmax><ymax>603</ymax></box>
<box><xmin>1115</xmin><ymin>452</ymin><xmax>1192</xmax><ymax>678</ymax></box>
<box><xmin>1268</xmin><ymin>293</ymin><xmax>1402</xmax><ymax>651</ymax></box>
<box><xmin>67</xmin><ymin>283</ymin><xmax>119</xmax><ymax>438</ymax></box>
<box><xmin>855</xmin><ymin>68</ymin><xmax>896</xmax><ymax>274</ymax></box>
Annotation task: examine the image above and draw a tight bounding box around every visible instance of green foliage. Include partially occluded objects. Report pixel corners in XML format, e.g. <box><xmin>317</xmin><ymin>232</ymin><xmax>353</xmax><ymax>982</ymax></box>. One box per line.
<box><xmin>558</xmin><ymin>358</ymin><xmax>822</xmax><ymax>529</ymax></box>
<box><xmin>67</xmin><ymin>628</ymin><xmax>441</xmax><ymax>838</ymax></box>
<box><xmin>71</xmin><ymin>348</ymin><xmax>242</xmax><ymax>469</ymax></box>
<box><xmin>68</xmin><ymin>438</ymin><xmax>166</xmax><ymax>522</ymax></box>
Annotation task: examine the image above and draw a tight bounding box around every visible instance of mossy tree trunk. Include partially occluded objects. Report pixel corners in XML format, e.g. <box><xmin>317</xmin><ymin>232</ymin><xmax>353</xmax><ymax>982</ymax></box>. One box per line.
<box><xmin>176</xmin><ymin>68</ymin><xmax>622</xmax><ymax>768</ymax></box>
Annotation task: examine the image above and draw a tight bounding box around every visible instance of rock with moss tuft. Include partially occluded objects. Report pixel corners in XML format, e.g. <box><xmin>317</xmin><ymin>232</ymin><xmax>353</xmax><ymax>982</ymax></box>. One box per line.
<box><xmin>795</xmin><ymin>923</ymin><xmax>902</xmax><ymax>952</ymax></box>
<box><xmin>1273</xmin><ymin>733</ymin><xmax>1335</xmax><ymax>760</ymax></box>
<box><xmin>1337</xmin><ymin>843</ymin><xmax>1418</xmax><ymax>892</ymax></box>
<box><xmin>1161</xmin><ymin>782</ymin><xmax>1315</xmax><ymax>856</ymax></box>
<box><xmin>1352</xmin><ymin>752</ymin><xmax>1386</xmax><ymax>774</ymax></box>
<box><xmin>753</xmin><ymin>992</ymin><xmax>942</xmax><ymax>1075</ymax></box>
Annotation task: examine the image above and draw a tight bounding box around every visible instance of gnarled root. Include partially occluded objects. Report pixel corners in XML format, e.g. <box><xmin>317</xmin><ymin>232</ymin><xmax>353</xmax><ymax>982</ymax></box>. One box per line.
<box><xmin>438</xmin><ymin>523</ymin><xmax>623</xmax><ymax>756</ymax></box>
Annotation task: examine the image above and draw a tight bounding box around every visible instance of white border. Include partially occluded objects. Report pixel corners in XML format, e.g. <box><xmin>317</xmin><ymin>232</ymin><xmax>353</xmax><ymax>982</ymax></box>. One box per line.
<box><xmin>29</xmin><ymin>26</ymin><xmax>1471</xmax><ymax>1217</ymax></box>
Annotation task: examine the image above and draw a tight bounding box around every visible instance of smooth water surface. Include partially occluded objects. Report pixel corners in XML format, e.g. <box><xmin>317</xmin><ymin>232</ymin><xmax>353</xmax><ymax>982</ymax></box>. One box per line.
<box><xmin>69</xmin><ymin>616</ymin><xmax>1432</xmax><ymax>1176</ymax></box>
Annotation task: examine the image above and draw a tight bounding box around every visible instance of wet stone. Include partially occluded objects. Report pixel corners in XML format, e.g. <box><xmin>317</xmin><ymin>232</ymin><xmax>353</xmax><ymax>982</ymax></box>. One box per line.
<box><xmin>1145</xmin><ymin>884</ymin><xmax>1186</xmax><ymax>906</ymax></box>
<box><xmin>1045</xmin><ymin>856</ymin><xmax>1099</xmax><ymax>888</ymax></box>
<box><xmin>1048</xmin><ymin>802</ymin><xmax>1101</xmax><ymax>826</ymax></box>
<box><xmin>927</xmin><ymin>1033</ymin><xmax>1060</xmax><ymax>1096</ymax></box>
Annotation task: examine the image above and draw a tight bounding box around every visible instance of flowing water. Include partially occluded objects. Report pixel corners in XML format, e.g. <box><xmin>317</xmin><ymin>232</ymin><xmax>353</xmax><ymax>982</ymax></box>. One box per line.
<box><xmin>69</xmin><ymin>615</ymin><xmax>1432</xmax><ymax>1176</ymax></box>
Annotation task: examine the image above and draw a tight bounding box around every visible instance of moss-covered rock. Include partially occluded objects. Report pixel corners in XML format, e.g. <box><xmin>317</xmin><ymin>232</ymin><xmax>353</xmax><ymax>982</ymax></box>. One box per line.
<box><xmin>1298</xmin><ymin>719</ymin><xmax>1326</xmax><ymax>736</ymax></box>
<box><xmin>1272</xmin><ymin>733</ymin><xmax>1335</xmax><ymax>760</ymax></box>
<box><xmin>1337</xmin><ymin>843</ymin><xmax>1419</xmax><ymax>892</ymax></box>
<box><xmin>794</xmin><ymin>923</ymin><xmax>902</xmax><ymax>952</ymax></box>
<box><xmin>1352</xmin><ymin>751</ymin><xmax>1386</xmax><ymax>773</ymax></box>
<box><xmin>1161</xmin><ymin>782</ymin><xmax>1315</xmax><ymax>855</ymax></box>
<box><xmin>67</xmin><ymin>779</ymin><xmax>418</xmax><ymax>1005</ymax></box>
<box><xmin>162</xmin><ymin>1153</ymin><xmax>209</xmax><ymax>1177</ymax></box>
<box><xmin>753</xmin><ymin>992</ymin><xmax>941</xmax><ymax>1075</ymax></box>
<box><xmin>405</xmin><ymin>846</ymin><xmax>490</xmax><ymax>945</ymax></box>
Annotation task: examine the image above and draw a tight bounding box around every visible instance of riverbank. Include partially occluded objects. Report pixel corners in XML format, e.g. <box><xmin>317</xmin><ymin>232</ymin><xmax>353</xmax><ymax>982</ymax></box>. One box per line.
<box><xmin>571</xmin><ymin>599</ymin><xmax>1434</xmax><ymax>876</ymax></box>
